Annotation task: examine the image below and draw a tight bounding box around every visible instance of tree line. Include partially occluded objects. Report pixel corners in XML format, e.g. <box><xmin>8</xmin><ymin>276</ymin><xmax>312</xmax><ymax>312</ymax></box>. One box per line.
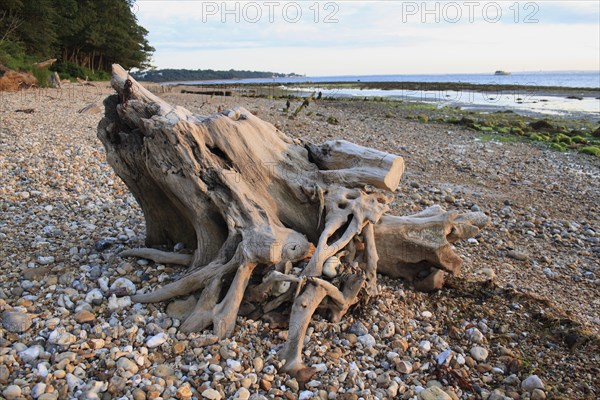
<box><xmin>0</xmin><ymin>0</ymin><xmax>153</xmax><ymax>78</ymax></box>
<box><xmin>132</xmin><ymin>68</ymin><xmax>292</xmax><ymax>83</ymax></box>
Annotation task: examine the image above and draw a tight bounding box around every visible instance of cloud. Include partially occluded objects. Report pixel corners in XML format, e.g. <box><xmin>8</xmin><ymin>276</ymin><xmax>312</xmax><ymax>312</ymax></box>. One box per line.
<box><xmin>135</xmin><ymin>0</ymin><xmax>600</xmax><ymax>74</ymax></box>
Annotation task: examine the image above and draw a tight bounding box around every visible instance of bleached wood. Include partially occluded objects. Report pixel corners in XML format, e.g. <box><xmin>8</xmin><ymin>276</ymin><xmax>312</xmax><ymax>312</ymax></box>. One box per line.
<box><xmin>99</xmin><ymin>64</ymin><xmax>489</xmax><ymax>380</ymax></box>
<box><xmin>307</xmin><ymin>140</ymin><xmax>405</xmax><ymax>191</ymax></box>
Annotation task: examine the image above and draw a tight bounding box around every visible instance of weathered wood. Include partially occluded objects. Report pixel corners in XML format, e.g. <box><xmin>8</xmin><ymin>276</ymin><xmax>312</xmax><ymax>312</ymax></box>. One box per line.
<box><xmin>306</xmin><ymin>140</ymin><xmax>405</xmax><ymax>191</ymax></box>
<box><xmin>99</xmin><ymin>64</ymin><xmax>489</xmax><ymax>378</ymax></box>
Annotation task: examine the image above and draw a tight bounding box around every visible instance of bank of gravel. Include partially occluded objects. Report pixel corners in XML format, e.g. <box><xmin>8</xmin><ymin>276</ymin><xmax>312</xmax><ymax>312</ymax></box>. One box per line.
<box><xmin>0</xmin><ymin>86</ymin><xmax>598</xmax><ymax>400</ymax></box>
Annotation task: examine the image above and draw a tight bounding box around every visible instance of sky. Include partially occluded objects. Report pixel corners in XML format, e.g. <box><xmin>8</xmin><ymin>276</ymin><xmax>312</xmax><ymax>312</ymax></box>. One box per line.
<box><xmin>134</xmin><ymin>1</ymin><xmax>600</xmax><ymax>76</ymax></box>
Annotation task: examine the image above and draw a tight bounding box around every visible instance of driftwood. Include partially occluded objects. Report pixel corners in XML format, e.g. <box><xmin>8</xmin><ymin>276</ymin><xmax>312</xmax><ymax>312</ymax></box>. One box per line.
<box><xmin>97</xmin><ymin>64</ymin><xmax>489</xmax><ymax>380</ymax></box>
<box><xmin>33</xmin><ymin>58</ymin><xmax>57</xmax><ymax>69</ymax></box>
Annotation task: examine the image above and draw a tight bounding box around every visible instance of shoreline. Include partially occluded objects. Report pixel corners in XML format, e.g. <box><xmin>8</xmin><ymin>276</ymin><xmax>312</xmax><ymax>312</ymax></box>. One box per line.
<box><xmin>164</xmin><ymin>81</ymin><xmax>600</xmax><ymax>121</ymax></box>
<box><xmin>165</xmin><ymin>80</ymin><xmax>600</xmax><ymax>96</ymax></box>
<box><xmin>0</xmin><ymin>87</ymin><xmax>599</xmax><ymax>399</ymax></box>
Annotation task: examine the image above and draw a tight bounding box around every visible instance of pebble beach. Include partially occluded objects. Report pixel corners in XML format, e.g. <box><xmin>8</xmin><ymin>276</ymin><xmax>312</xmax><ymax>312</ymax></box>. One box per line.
<box><xmin>1</xmin><ymin>83</ymin><xmax>599</xmax><ymax>400</ymax></box>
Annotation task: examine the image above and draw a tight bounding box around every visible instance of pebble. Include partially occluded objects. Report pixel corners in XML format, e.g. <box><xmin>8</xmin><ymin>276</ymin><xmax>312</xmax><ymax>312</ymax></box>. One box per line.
<box><xmin>3</xmin><ymin>385</ymin><xmax>22</xmax><ymax>400</ymax></box>
<box><xmin>358</xmin><ymin>333</ymin><xmax>376</xmax><ymax>348</ymax></box>
<box><xmin>202</xmin><ymin>388</ymin><xmax>222</xmax><ymax>400</ymax></box>
<box><xmin>19</xmin><ymin>345</ymin><xmax>42</xmax><ymax>362</ymax></box>
<box><xmin>396</xmin><ymin>360</ymin><xmax>413</xmax><ymax>374</ymax></box>
<box><xmin>108</xmin><ymin>294</ymin><xmax>132</xmax><ymax>311</ymax></box>
<box><xmin>2</xmin><ymin>311</ymin><xmax>32</xmax><ymax>333</ymax></box>
<box><xmin>234</xmin><ymin>387</ymin><xmax>250</xmax><ymax>400</ymax></box>
<box><xmin>507</xmin><ymin>250</ymin><xmax>529</xmax><ymax>261</ymax></box>
<box><xmin>85</xmin><ymin>288</ymin><xmax>104</xmax><ymax>305</ymax></box>
<box><xmin>381</xmin><ymin>321</ymin><xmax>395</xmax><ymax>338</ymax></box>
<box><xmin>74</xmin><ymin>309</ymin><xmax>96</xmax><ymax>323</ymax></box>
<box><xmin>37</xmin><ymin>255</ymin><xmax>55</xmax><ymax>265</ymax></box>
<box><xmin>227</xmin><ymin>359</ymin><xmax>242</xmax><ymax>372</ymax></box>
<box><xmin>349</xmin><ymin>321</ymin><xmax>368</xmax><ymax>336</ymax></box>
<box><xmin>117</xmin><ymin>357</ymin><xmax>139</xmax><ymax>374</ymax></box>
<box><xmin>419</xmin><ymin>386</ymin><xmax>452</xmax><ymax>400</ymax></box>
<box><xmin>110</xmin><ymin>277</ymin><xmax>137</xmax><ymax>295</ymax></box>
<box><xmin>419</xmin><ymin>340</ymin><xmax>432</xmax><ymax>352</ymax></box>
<box><xmin>31</xmin><ymin>382</ymin><xmax>47</xmax><ymax>399</ymax></box>
<box><xmin>470</xmin><ymin>346</ymin><xmax>489</xmax><ymax>361</ymax></box>
<box><xmin>521</xmin><ymin>375</ymin><xmax>544</xmax><ymax>392</ymax></box>
<box><xmin>531</xmin><ymin>388</ymin><xmax>547</xmax><ymax>400</ymax></box>
<box><xmin>146</xmin><ymin>332</ymin><xmax>168</xmax><ymax>348</ymax></box>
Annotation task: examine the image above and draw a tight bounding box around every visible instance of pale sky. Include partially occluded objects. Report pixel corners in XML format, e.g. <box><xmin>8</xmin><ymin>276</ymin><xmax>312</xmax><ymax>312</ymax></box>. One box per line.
<box><xmin>134</xmin><ymin>1</ymin><xmax>600</xmax><ymax>75</ymax></box>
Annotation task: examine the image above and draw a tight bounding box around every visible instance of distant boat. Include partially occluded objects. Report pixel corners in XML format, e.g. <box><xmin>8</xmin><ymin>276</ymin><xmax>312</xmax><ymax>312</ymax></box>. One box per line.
<box><xmin>494</xmin><ymin>70</ymin><xmax>511</xmax><ymax>76</ymax></box>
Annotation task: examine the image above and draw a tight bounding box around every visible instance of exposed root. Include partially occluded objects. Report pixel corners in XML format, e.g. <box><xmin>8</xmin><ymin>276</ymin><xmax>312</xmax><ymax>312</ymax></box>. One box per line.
<box><xmin>212</xmin><ymin>262</ymin><xmax>258</xmax><ymax>338</ymax></box>
<box><xmin>303</xmin><ymin>187</ymin><xmax>390</xmax><ymax>277</ymax></box>
<box><xmin>179</xmin><ymin>277</ymin><xmax>222</xmax><ymax>333</ymax></box>
<box><xmin>279</xmin><ymin>283</ymin><xmax>328</xmax><ymax>376</ymax></box>
<box><xmin>362</xmin><ymin>222</ymin><xmax>379</xmax><ymax>298</ymax></box>
<box><xmin>120</xmin><ymin>248</ymin><xmax>193</xmax><ymax>266</ymax></box>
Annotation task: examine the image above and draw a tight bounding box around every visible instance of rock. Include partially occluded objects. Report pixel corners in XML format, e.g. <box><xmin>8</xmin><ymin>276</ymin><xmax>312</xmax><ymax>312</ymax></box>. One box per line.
<box><xmin>253</xmin><ymin>357</ymin><xmax>264</xmax><ymax>372</ymax></box>
<box><xmin>507</xmin><ymin>250</ymin><xmax>529</xmax><ymax>261</ymax></box>
<box><xmin>395</xmin><ymin>360</ymin><xmax>413</xmax><ymax>374</ymax></box>
<box><xmin>260</xmin><ymin>378</ymin><xmax>272</xmax><ymax>391</ymax></box>
<box><xmin>435</xmin><ymin>349</ymin><xmax>453</xmax><ymax>366</ymax></box>
<box><xmin>48</xmin><ymin>328</ymin><xmax>76</xmax><ymax>346</ymax></box>
<box><xmin>94</xmin><ymin>239</ymin><xmax>112</xmax><ymax>251</ymax></box>
<box><xmin>358</xmin><ymin>333</ymin><xmax>376</xmax><ymax>348</ymax></box>
<box><xmin>191</xmin><ymin>334</ymin><xmax>219</xmax><ymax>348</ymax></box>
<box><xmin>107</xmin><ymin>294</ymin><xmax>131</xmax><ymax>311</ymax></box>
<box><xmin>421</xmin><ymin>310</ymin><xmax>433</xmax><ymax>318</ymax></box>
<box><xmin>66</xmin><ymin>373</ymin><xmax>84</xmax><ymax>391</ymax></box>
<box><xmin>299</xmin><ymin>391</ymin><xmax>314</xmax><ymax>400</ymax></box>
<box><xmin>153</xmin><ymin>364</ymin><xmax>174</xmax><ymax>377</ymax></box>
<box><xmin>419</xmin><ymin>386</ymin><xmax>452</xmax><ymax>400</ymax></box>
<box><xmin>85</xmin><ymin>289</ymin><xmax>104</xmax><ymax>305</ymax></box>
<box><xmin>478</xmin><ymin>268</ymin><xmax>496</xmax><ymax>281</ymax></box>
<box><xmin>177</xmin><ymin>385</ymin><xmax>193</xmax><ymax>399</ymax></box>
<box><xmin>323</xmin><ymin>256</ymin><xmax>340</xmax><ymax>278</ymax></box>
<box><xmin>31</xmin><ymin>382</ymin><xmax>47</xmax><ymax>399</ymax></box>
<box><xmin>0</xmin><ymin>365</ymin><xmax>9</xmax><ymax>384</ymax></box>
<box><xmin>470</xmin><ymin>346</ymin><xmax>488</xmax><ymax>361</ymax></box>
<box><xmin>227</xmin><ymin>359</ymin><xmax>242</xmax><ymax>372</ymax></box>
<box><xmin>132</xmin><ymin>388</ymin><xmax>146</xmax><ymax>400</ymax></box>
<box><xmin>272</xmin><ymin>280</ymin><xmax>291</xmax><ymax>297</ymax></box>
<box><xmin>37</xmin><ymin>255</ymin><xmax>55</xmax><ymax>265</ymax></box>
<box><xmin>166</xmin><ymin>296</ymin><xmax>197</xmax><ymax>319</ymax></box>
<box><xmin>3</xmin><ymin>385</ymin><xmax>22</xmax><ymax>400</ymax></box>
<box><xmin>74</xmin><ymin>309</ymin><xmax>95</xmax><ymax>323</ymax></box>
<box><xmin>202</xmin><ymin>388</ymin><xmax>222</xmax><ymax>400</ymax></box>
<box><xmin>521</xmin><ymin>375</ymin><xmax>544</xmax><ymax>392</ymax></box>
<box><xmin>19</xmin><ymin>345</ymin><xmax>43</xmax><ymax>363</ymax></box>
<box><xmin>381</xmin><ymin>322</ymin><xmax>395</xmax><ymax>338</ymax></box>
<box><xmin>234</xmin><ymin>387</ymin><xmax>250</xmax><ymax>400</ymax></box>
<box><xmin>117</xmin><ymin>357</ymin><xmax>139</xmax><ymax>374</ymax></box>
<box><xmin>89</xmin><ymin>338</ymin><xmax>105</xmax><ymax>349</ymax></box>
<box><xmin>349</xmin><ymin>321</ymin><xmax>368</xmax><ymax>336</ymax></box>
<box><xmin>531</xmin><ymin>388</ymin><xmax>546</xmax><ymax>400</ymax></box>
<box><xmin>146</xmin><ymin>332</ymin><xmax>168</xmax><ymax>348</ymax></box>
<box><xmin>419</xmin><ymin>340</ymin><xmax>432</xmax><ymax>352</ymax></box>
<box><xmin>2</xmin><ymin>311</ymin><xmax>32</xmax><ymax>333</ymax></box>
<box><xmin>110</xmin><ymin>277</ymin><xmax>136</xmax><ymax>295</ymax></box>
<box><xmin>466</xmin><ymin>327</ymin><xmax>485</xmax><ymax>343</ymax></box>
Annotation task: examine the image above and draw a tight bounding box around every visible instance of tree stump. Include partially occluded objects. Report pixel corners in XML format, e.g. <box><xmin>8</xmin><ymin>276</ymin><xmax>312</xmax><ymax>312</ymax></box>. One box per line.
<box><xmin>97</xmin><ymin>64</ymin><xmax>489</xmax><ymax>379</ymax></box>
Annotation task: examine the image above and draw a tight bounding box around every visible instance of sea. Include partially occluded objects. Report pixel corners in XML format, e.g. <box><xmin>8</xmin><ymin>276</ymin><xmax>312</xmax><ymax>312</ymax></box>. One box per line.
<box><xmin>170</xmin><ymin>71</ymin><xmax>599</xmax><ymax>88</ymax></box>
<box><xmin>170</xmin><ymin>71</ymin><xmax>600</xmax><ymax>119</ymax></box>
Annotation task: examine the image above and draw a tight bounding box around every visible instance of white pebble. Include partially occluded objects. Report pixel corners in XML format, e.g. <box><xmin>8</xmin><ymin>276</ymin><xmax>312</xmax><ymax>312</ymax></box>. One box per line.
<box><xmin>146</xmin><ymin>332</ymin><xmax>168</xmax><ymax>348</ymax></box>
